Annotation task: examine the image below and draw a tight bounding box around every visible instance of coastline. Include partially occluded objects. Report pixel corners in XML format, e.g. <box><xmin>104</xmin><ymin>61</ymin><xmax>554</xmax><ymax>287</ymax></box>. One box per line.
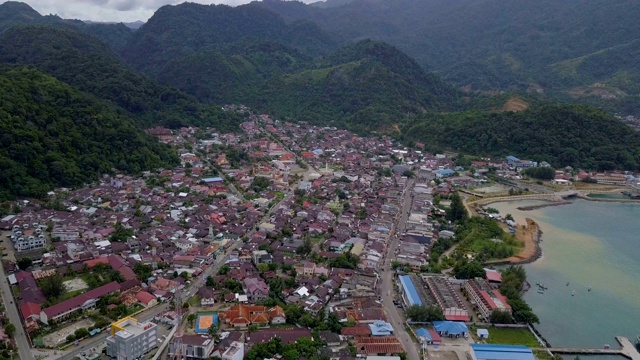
<box><xmin>486</xmin><ymin>218</ymin><xmax>543</xmax><ymax>266</ymax></box>
<box><xmin>487</xmin><ymin>197</ymin><xmax>640</xmax><ymax>349</ymax></box>
<box><xmin>475</xmin><ymin>193</ymin><xmax>640</xmax><ymax>266</ymax></box>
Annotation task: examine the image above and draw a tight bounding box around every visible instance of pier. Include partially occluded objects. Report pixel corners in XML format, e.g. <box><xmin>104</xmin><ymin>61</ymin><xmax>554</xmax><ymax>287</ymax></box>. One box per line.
<box><xmin>534</xmin><ymin>337</ymin><xmax>640</xmax><ymax>360</ymax></box>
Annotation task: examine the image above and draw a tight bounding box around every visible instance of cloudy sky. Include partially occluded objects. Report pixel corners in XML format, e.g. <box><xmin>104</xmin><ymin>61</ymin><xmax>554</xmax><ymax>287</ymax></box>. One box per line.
<box><xmin>10</xmin><ymin>0</ymin><xmax>315</xmax><ymax>23</ymax></box>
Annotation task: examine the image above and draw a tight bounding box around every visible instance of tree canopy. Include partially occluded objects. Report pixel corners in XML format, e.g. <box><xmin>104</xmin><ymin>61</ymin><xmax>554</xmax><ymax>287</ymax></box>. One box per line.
<box><xmin>0</xmin><ymin>66</ymin><xmax>178</xmax><ymax>200</ymax></box>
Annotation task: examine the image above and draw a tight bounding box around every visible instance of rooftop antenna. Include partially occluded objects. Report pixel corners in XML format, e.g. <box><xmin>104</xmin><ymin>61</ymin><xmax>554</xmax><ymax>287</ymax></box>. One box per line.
<box><xmin>151</xmin><ymin>246</ymin><xmax>157</xmax><ymax>270</ymax></box>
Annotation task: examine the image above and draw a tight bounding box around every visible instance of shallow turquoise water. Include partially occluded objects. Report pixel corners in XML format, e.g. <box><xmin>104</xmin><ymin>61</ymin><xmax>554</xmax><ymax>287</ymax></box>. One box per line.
<box><xmin>492</xmin><ymin>200</ymin><xmax>640</xmax><ymax>349</ymax></box>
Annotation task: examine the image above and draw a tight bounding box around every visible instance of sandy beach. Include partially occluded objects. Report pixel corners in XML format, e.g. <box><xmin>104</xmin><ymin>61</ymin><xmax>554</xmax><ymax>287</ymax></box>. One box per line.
<box><xmin>487</xmin><ymin>218</ymin><xmax>541</xmax><ymax>265</ymax></box>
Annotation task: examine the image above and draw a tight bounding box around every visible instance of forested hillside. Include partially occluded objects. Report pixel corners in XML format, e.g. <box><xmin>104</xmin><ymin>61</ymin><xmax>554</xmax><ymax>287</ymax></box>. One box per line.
<box><xmin>0</xmin><ymin>25</ymin><xmax>242</xmax><ymax>130</ymax></box>
<box><xmin>255</xmin><ymin>40</ymin><xmax>460</xmax><ymax>132</ymax></box>
<box><xmin>113</xmin><ymin>2</ymin><xmax>461</xmax><ymax>133</ymax></box>
<box><xmin>256</xmin><ymin>0</ymin><xmax>640</xmax><ymax>111</ymax></box>
<box><xmin>122</xmin><ymin>2</ymin><xmax>337</xmax><ymax>76</ymax></box>
<box><xmin>402</xmin><ymin>104</ymin><xmax>640</xmax><ymax>171</ymax></box>
<box><xmin>0</xmin><ymin>66</ymin><xmax>179</xmax><ymax>200</ymax></box>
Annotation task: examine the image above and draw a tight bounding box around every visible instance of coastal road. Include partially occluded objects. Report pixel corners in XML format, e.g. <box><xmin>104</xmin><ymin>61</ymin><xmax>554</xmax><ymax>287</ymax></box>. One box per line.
<box><xmin>0</xmin><ymin>254</ymin><xmax>35</xmax><ymax>360</ymax></box>
<box><xmin>380</xmin><ymin>178</ymin><xmax>420</xmax><ymax>360</ymax></box>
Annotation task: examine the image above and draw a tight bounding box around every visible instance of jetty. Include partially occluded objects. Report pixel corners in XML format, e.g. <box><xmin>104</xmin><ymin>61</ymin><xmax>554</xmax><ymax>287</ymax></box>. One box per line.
<box><xmin>534</xmin><ymin>337</ymin><xmax>640</xmax><ymax>360</ymax></box>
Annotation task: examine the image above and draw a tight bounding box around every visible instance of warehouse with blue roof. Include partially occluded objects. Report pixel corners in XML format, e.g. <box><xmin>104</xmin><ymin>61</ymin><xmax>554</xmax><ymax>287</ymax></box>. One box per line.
<box><xmin>398</xmin><ymin>275</ymin><xmax>422</xmax><ymax>307</ymax></box>
<box><xmin>470</xmin><ymin>344</ymin><xmax>535</xmax><ymax>360</ymax></box>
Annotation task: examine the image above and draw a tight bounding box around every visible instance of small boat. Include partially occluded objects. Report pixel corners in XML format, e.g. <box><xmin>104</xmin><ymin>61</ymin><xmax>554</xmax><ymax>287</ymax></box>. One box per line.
<box><xmin>588</xmin><ymin>286</ymin><xmax>592</xmax><ymax>292</ymax></box>
<box><xmin>604</xmin><ymin>344</ymin><xmax>610</xmax><ymax>349</ymax></box>
<box><xmin>566</xmin><ymin>282</ymin><xmax>570</xmax><ymax>286</ymax></box>
<box><xmin>537</xmin><ymin>291</ymin><xmax>544</xmax><ymax>294</ymax></box>
<box><xmin>572</xmin><ymin>290</ymin><xmax>576</xmax><ymax>296</ymax></box>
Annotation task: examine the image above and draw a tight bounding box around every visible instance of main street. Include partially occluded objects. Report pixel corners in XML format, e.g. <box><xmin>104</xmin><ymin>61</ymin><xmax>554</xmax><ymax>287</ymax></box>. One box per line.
<box><xmin>379</xmin><ymin>178</ymin><xmax>420</xmax><ymax>360</ymax></box>
<box><xmin>0</xmin><ymin>250</ymin><xmax>35</xmax><ymax>360</ymax></box>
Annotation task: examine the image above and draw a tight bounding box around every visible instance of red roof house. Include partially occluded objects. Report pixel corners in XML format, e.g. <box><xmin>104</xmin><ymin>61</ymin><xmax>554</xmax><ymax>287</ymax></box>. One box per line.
<box><xmin>20</xmin><ymin>302</ymin><xmax>41</xmax><ymax>321</ymax></box>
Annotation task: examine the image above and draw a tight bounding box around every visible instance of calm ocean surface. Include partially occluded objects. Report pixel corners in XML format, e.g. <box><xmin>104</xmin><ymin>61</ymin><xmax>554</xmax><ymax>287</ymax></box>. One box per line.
<box><xmin>491</xmin><ymin>199</ymin><xmax>640</xmax><ymax>349</ymax></box>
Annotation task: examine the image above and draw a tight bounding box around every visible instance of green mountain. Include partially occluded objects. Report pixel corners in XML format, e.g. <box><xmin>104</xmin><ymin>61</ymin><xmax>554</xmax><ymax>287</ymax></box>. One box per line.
<box><xmin>255</xmin><ymin>40</ymin><xmax>460</xmax><ymax>132</ymax></box>
<box><xmin>0</xmin><ymin>25</ymin><xmax>240</xmax><ymax>130</ymax></box>
<box><xmin>403</xmin><ymin>104</ymin><xmax>640</xmax><ymax>171</ymax></box>
<box><xmin>256</xmin><ymin>0</ymin><xmax>640</xmax><ymax>112</ymax></box>
<box><xmin>156</xmin><ymin>40</ymin><xmax>313</xmax><ymax>103</ymax></box>
<box><xmin>122</xmin><ymin>2</ymin><xmax>337</xmax><ymax>76</ymax></box>
<box><xmin>115</xmin><ymin>2</ymin><xmax>460</xmax><ymax>132</ymax></box>
<box><xmin>0</xmin><ymin>1</ymin><xmax>134</xmax><ymax>51</ymax></box>
<box><xmin>0</xmin><ymin>66</ymin><xmax>179</xmax><ymax>200</ymax></box>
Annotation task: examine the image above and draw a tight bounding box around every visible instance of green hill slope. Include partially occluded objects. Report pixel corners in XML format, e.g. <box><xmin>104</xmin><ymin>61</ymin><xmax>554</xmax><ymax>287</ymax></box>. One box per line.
<box><xmin>256</xmin><ymin>40</ymin><xmax>460</xmax><ymax>132</ymax></box>
<box><xmin>0</xmin><ymin>66</ymin><xmax>179</xmax><ymax>200</ymax></box>
<box><xmin>403</xmin><ymin>104</ymin><xmax>640</xmax><ymax>170</ymax></box>
<box><xmin>0</xmin><ymin>1</ymin><xmax>133</xmax><ymax>51</ymax></box>
<box><xmin>0</xmin><ymin>25</ymin><xmax>240</xmax><ymax>130</ymax></box>
<box><xmin>123</xmin><ymin>2</ymin><xmax>337</xmax><ymax>75</ymax></box>
<box><xmin>157</xmin><ymin>40</ymin><xmax>313</xmax><ymax>103</ymax></box>
<box><xmin>256</xmin><ymin>0</ymin><xmax>640</xmax><ymax>100</ymax></box>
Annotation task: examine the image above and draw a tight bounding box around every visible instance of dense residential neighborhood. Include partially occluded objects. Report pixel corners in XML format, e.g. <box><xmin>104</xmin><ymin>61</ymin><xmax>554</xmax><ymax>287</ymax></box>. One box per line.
<box><xmin>1</xmin><ymin>113</ymin><xmax>640</xmax><ymax>360</ymax></box>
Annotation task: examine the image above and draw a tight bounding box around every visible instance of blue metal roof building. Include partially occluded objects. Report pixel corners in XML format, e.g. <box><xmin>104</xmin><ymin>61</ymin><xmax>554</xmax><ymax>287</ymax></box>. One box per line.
<box><xmin>432</xmin><ymin>321</ymin><xmax>469</xmax><ymax>337</ymax></box>
<box><xmin>398</xmin><ymin>275</ymin><xmax>422</xmax><ymax>306</ymax></box>
<box><xmin>415</xmin><ymin>328</ymin><xmax>431</xmax><ymax>340</ymax></box>
<box><xmin>369</xmin><ymin>320</ymin><xmax>394</xmax><ymax>336</ymax></box>
<box><xmin>202</xmin><ymin>177</ymin><xmax>223</xmax><ymax>183</ymax></box>
<box><xmin>470</xmin><ymin>344</ymin><xmax>535</xmax><ymax>360</ymax></box>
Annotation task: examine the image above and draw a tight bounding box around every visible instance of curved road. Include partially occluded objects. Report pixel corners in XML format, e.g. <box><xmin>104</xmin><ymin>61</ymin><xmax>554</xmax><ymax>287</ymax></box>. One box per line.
<box><xmin>379</xmin><ymin>178</ymin><xmax>421</xmax><ymax>360</ymax></box>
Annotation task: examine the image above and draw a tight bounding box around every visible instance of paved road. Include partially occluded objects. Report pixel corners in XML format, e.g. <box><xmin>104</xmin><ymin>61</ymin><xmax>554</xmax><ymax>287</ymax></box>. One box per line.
<box><xmin>0</xmin><ymin>254</ymin><xmax>35</xmax><ymax>360</ymax></box>
<box><xmin>380</xmin><ymin>178</ymin><xmax>420</xmax><ymax>360</ymax></box>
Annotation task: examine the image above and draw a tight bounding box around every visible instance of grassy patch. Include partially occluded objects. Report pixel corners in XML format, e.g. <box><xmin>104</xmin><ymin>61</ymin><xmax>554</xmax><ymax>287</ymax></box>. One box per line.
<box><xmin>188</xmin><ymin>295</ymin><xmax>201</xmax><ymax>307</ymax></box>
<box><xmin>307</xmin><ymin>234</ymin><xmax>327</xmax><ymax>244</ymax></box>
<box><xmin>486</xmin><ymin>327</ymin><xmax>539</xmax><ymax>347</ymax></box>
<box><xmin>533</xmin><ymin>350</ymin><xmax>555</xmax><ymax>360</ymax></box>
<box><xmin>55</xmin><ymin>289</ymin><xmax>85</xmax><ymax>303</ymax></box>
<box><xmin>405</xmin><ymin>325</ymin><xmax>418</xmax><ymax>343</ymax></box>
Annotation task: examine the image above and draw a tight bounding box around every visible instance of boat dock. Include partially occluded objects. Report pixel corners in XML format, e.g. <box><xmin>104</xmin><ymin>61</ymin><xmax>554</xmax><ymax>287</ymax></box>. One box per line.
<box><xmin>535</xmin><ymin>337</ymin><xmax>640</xmax><ymax>360</ymax></box>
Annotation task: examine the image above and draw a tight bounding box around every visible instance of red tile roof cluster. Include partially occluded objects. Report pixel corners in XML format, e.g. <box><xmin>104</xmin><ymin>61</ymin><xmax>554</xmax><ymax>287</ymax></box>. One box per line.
<box><xmin>341</xmin><ymin>325</ymin><xmax>372</xmax><ymax>336</ymax></box>
<box><xmin>247</xmin><ymin>328</ymin><xmax>312</xmax><ymax>345</ymax></box>
<box><xmin>355</xmin><ymin>336</ymin><xmax>404</xmax><ymax>355</ymax></box>
<box><xmin>219</xmin><ymin>304</ymin><xmax>270</xmax><ymax>326</ymax></box>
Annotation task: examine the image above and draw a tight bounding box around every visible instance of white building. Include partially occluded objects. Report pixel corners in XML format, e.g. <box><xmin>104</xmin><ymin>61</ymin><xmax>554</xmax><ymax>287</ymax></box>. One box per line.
<box><xmin>169</xmin><ymin>335</ymin><xmax>216</xmax><ymax>360</ymax></box>
<box><xmin>51</xmin><ymin>227</ymin><xmax>80</xmax><ymax>241</ymax></box>
<box><xmin>15</xmin><ymin>235</ymin><xmax>45</xmax><ymax>251</ymax></box>
<box><xmin>222</xmin><ymin>341</ymin><xmax>244</xmax><ymax>360</ymax></box>
<box><xmin>106</xmin><ymin>317</ymin><xmax>158</xmax><ymax>360</ymax></box>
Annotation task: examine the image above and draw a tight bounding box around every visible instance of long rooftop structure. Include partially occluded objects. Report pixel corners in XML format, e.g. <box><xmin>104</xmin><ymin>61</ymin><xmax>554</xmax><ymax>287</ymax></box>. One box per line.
<box><xmin>398</xmin><ymin>274</ymin><xmax>422</xmax><ymax>307</ymax></box>
<box><xmin>421</xmin><ymin>275</ymin><xmax>469</xmax><ymax>321</ymax></box>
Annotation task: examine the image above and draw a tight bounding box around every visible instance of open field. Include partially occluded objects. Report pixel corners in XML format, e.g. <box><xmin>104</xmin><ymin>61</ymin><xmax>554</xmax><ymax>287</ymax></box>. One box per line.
<box><xmin>472</xmin><ymin>185</ymin><xmax>510</xmax><ymax>194</ymax></box>
<box><xmin>63</xmin><ymin>278</ymin><xmax>88</xmax><ymax>292</ymax></box>
<box><xmin>486</xmin><ymin>327</ymin><xmax>539</xmax><ymax>347</ymax></box>
<box><xmin>42</xmin><ymin>319</ymin><xmax>93</xmax><ymax>347</ymax></box>
<box><xmin>429</xmin><ymin>350</ymin><xmax>460</xmax><ymax>360</ymax></box>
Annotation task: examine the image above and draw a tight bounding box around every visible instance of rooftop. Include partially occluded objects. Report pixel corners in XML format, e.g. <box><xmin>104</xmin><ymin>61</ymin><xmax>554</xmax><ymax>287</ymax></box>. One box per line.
<box><xmin>398</xmin><ymin>275</ymin><xmax>422</xmax><ymax>306</ymax></box>
<box><xmin>471</xmin><ymin>344</ymin><xmax>535</xmax><ymax>360</ymax></box>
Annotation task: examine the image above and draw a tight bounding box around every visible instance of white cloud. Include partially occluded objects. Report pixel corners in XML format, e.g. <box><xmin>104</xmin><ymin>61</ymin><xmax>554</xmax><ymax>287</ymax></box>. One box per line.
<box><xmin>9</xmin><ymin>0</ymin><xmax>315</xmax><ymax>23</ymax></box>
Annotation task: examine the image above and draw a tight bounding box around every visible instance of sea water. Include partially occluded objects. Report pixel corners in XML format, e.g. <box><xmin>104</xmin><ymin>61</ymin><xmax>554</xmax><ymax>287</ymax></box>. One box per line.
<box><xmin>491</xmin><ymin>199</ymin><xmax>640</xmax><ymax>348</ymax></box>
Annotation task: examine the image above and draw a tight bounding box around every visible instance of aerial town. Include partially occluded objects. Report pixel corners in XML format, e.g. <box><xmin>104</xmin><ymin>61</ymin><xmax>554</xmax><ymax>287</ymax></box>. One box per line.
<box><xmin>1</xmin><ymin>111</ymin><xmax>640</xmax><ymax>360</ymax></box>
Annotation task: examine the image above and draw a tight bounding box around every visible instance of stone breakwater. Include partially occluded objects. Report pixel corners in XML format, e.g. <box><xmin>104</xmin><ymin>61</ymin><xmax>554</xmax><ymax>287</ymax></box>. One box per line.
<box><xmin>517</xmin><ymin>201</ymin><xmax>571</xmax><ymax>211</ymax></box>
